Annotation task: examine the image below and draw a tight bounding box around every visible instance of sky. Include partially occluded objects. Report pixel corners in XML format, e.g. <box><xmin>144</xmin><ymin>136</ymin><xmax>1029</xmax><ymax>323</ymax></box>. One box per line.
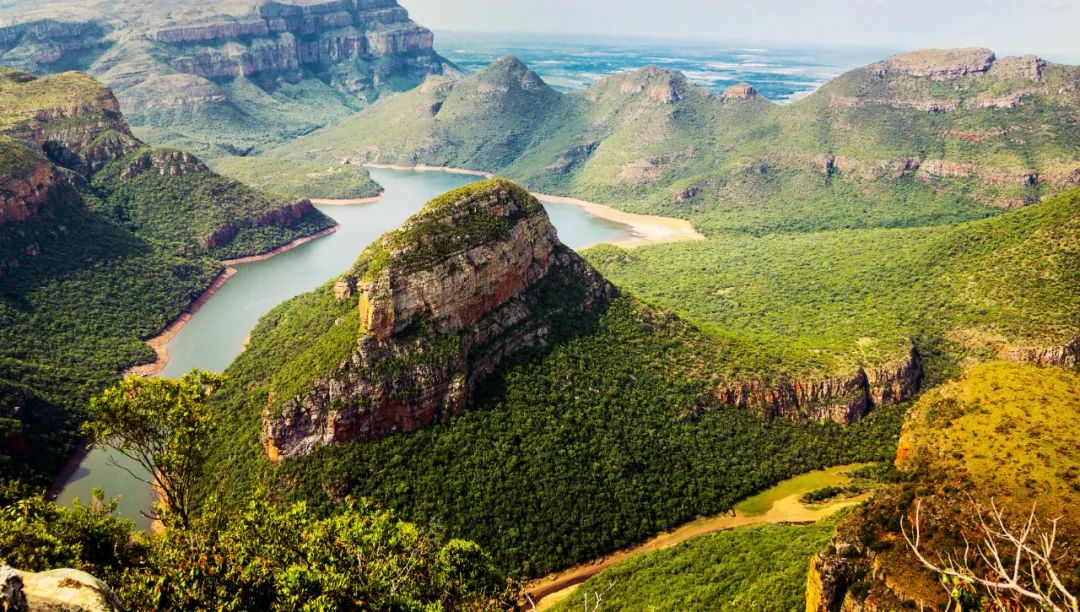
<box><xmin>403</xmin><ymin>0</ymin><xmax>1080</xmax><ymax>61</ymax></box>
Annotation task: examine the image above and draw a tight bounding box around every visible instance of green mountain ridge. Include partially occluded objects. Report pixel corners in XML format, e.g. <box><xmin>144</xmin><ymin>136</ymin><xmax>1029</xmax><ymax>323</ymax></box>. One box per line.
<box><xmin>198</xmin><ymin>178</ymin><xmax>907</xmax><ymax>578</ymax></box>
<box><xmin>0</xmin><ymin>67</ymin><xmax>335</xmax><ymax>485</ymax></box>
<box><xmin>273</xmin><ymin>48</ymin><xmax>1080</xmax><ymax>236</ymax></box>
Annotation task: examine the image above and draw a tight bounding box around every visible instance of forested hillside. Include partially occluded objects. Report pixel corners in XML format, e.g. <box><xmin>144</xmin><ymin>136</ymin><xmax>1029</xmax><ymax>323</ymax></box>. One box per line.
<box><xmin>0</xmin><ymin>68</ymin><xmax>335</xmax><ymax>485</ymax></box>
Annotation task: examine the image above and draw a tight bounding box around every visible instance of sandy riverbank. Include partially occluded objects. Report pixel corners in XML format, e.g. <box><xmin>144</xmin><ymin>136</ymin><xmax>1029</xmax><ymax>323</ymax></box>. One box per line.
<box><xmin>526</xmin><ymin>464</ymin><xmax>871</xmax><ymax>610</ymax></box>
<box><xmin>534</xmin><ymin>192</ymin><xmax>703</xmax><ymax>248</ymax></box>
<box><xmin>126</xmin><ymin>226</ymin><xmax>339</xmax><ymax>377</ymax></box>
<box><xmin>366</xmin><ymin>162</ymin><xmax>495</xmax><ymax>178</ymax></box>
<box><xmin>365</xmin><ymin>164</ymin><xmax>703</xmax><ymax>248</ymax></box>
<box><xmin>126</xmin><ymin>267</ymin><xmax>237</xmax><ymax>378</ymax></box>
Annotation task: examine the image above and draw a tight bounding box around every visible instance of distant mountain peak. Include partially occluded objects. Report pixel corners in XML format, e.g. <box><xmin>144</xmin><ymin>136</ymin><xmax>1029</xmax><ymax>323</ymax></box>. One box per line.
<box><xmin>474</xmin><ymin>55</ymin><xmax>551</xmax><ymax>92</ymax></box>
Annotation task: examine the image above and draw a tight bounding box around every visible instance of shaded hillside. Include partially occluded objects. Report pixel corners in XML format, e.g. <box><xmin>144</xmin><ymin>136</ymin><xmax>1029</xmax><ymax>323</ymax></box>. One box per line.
<box><xmin>274</xmin><ymin>49</ymin><xmax>1080</xmax><ymax>235</ymax></box>
<box><xmin>0</xmin><ymin>68</ymin><xmax>334</xmax><ymax>485</ymax></box>
<box><xmin>808</xmin><ymin>361</ymin><xmax>1080</xmax><ymax>610</ymax></box>
<box><xmin>589</xmin><ymin>185</ymin><xmax>1080</xmax><ymax>399</ymax></box>
<box><xmin>0</xmin><ymin>0</ymin><xmax>457</xmax><ymax>157</ymax></box>
<box><xmin>199</xmin><ymin>179</ymin><xmax>906</xmax><ymax>578</ymax></box>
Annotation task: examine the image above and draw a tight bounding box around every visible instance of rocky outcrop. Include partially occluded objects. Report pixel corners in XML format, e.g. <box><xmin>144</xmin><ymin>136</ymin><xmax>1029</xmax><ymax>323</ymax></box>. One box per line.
<box><xmin>715</xmin><ymin>344</ymin><xmax>921</xmax><ymax>424</ymax></box>
<box><xmin>0</xmin><ymin>20</ymin><xmax>107</xmax><ymax>73</ymax></box>
<box><xmin>998</xmin><ymin>337</ymin><xmax>1080</xmax><ymax>367</ymax></box>
<box><xmin>262</xmin><ymin>180</ymin><xmax>614</xmax><ymax>460</ymax></box>
<box><xmin>810</xmin><ymin>154</ymin><xmax>922</xmax><ymax>181</ymax></box>
<box><xmin>0</xmin><ymin>70</ymin><xmax>140</xmax><ymax>175</ymax></box>
<box><xmin>0</xmin><ymin>565</ymin><xmax>119</xmax><ymax>612</ymax></box>
<box><xmin>119</xmin><ymin>149</ymin><xmax>207</xmax><ymax>180</ymax></box>
<box><xmin>0</xmin><ymin>154</ymin><xmax>58</xmax><ymax>226</ymax></box>
<box><xmin>723</xmin><ymin>83</ymin><xmax>758</xmax><ymax>99</ymax></box>
<box><xmin>879</xmin><ymin>48</ymin><xmax>996</xmax><ymax>80</ymax></box>
<box><xmin>156</xmin><ymin>0</ymin><xmax>438</xmax><ymax>80</ymax></box>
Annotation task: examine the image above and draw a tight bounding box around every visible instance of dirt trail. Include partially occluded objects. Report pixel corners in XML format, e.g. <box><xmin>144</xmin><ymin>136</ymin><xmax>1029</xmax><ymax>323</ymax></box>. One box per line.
<box><xmin>527</xmin><ymin>464</ymin><xmax>872</xmax><ymax>610</ymax></box>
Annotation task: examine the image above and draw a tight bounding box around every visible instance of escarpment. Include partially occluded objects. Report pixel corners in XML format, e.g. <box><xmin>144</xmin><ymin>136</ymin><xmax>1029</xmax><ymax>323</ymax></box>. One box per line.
<box><xmin>0</xmin><ymin>0</ymin><xmax>455</xmax><ymax>153</ymax></box>
<box><xmin>0</xmin><ymin>69</ymin><xmax>139</xmax><ymax>175</ymax></box>
<box><xmin>716</xmin><ymin>343</ymin><xmax>921</xmax><ymax>424</ymax></box>
<box><xmin>262</xmin><ymin>180</ymin><xmax>614</xmax><ymax>460</ymax></box>
<box><xmin>0</xmin><ymin>68</ymin><xmax>335</xmax><ymax>260</ymax></box>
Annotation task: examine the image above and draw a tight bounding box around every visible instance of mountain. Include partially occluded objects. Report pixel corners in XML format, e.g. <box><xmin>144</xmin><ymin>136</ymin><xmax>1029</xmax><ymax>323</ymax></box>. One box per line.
<box><xmin>274</xmin><ymin>48</ymin><xmax>1080</xmax><ymax>235</ymax></box>
<box><xmin>0</xmin><ymin>0</ymin><xmax>456</xmax><ymax>157</ymax></box>
<box><xmin>272</xmin><ymin>48</ymin><xmax>1080</xmax><ymax>420</ymax></box>
<box><xmin>0</xmin><ymin>68</ymin><xmax>334</xmax><ymax>485</ymax></box>
<box><xmin>200</xmin><ymin>178</ymin><xmax>906</xmax><ymax>577</ymax></box>
<box><xmin>263</xmin><ymin>179</ymin><xmax>615</xmax><ymax>459</ymax></box>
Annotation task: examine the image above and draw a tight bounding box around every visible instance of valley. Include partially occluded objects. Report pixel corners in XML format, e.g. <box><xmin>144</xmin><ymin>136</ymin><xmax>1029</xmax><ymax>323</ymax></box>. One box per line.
<box><xmin>0</xmin><ymin>3</ymin><xmax>1078</xmax><ymax>608</ymax></box>
<box><xmin>54</xmin><ymin>167</ymin><xmax>667</xmax><ymax>528</ymax></box>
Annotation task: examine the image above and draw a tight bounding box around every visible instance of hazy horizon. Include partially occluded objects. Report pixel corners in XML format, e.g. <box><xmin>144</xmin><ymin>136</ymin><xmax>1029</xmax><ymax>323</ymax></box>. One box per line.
<box><xmin>405</xmin><ymin>0</ymin><xmax>1080</xmax><ymax>63</ymax></box>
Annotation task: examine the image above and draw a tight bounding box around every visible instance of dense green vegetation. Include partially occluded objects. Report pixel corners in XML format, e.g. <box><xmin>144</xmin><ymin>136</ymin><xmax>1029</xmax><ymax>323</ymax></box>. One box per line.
<box><xmin>202</xmin><ymin>292</ymin><xmax>904</xmax><ymax>578</ymax></box>
<box><xmin>0</xmin><ymin>68</ymin><xmax>340</xmax><ymax>486</ymax></box>
<box><xmin>0</xmin><ymin>200</ymin><xmax>220</xmax><ymax>485</ymax></box>
<box><xmin>550</xmin><ymin>517</ymin><xmax>842</xmax><ymax>611</ymax></box>
<box><xmin>0</xmin><ymin>371</ymin><xmax>510</xmax><ymax>610</ymax></box>
<box><xmin>817</xmin><ymin>362</ymin><xmax>1080</xmax><ymax>609</ymax></box>
<box><xmin>586</xmin><ymin>186</ymin><xmax>1080</xmax><ymax>383</ymax></box>
<box><xmin>274</xmin><ymin>53</ymin><xmax>1080</xmax><ymax>236</ymax></box>
<box><xmin>91</xmin><ymin>149</ymin><xmax>336</xmax><ymax>258</ymax></box>
<box><xmin>209</xmin><ymin>156</ymin><xmax>383</xmax><ymax>201</ymax></box>
<box><xmin>1</xmin><ymin>483</ymin><xmax>509</xmax><ymax>610</ymax></box>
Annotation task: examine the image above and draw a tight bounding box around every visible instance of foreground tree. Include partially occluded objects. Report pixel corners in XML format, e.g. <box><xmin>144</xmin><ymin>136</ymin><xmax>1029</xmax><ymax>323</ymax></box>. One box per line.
<box><xmin>83</xmin><ymin>370</ymin><xmax>226</xmax><ymax>528</ymax></box>
<box><xmin>903</xmin><ymin>498</ymin><xmax>1079</xmax><ymax>612</ymax></box>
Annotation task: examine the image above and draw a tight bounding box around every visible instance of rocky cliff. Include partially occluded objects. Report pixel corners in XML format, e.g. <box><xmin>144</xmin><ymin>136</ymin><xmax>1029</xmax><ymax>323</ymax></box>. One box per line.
<box><xmin>0</xmin><ymin>565</ymin><xmax>119</xmax><ymax>612</ymax></box>
<box><xmin>0</xmin><ymin>67</ymin><xmax>335</xmax><ymax>264</ymax></box>
<box><xmin>0</xmin><ymin>68</ymin><xmax>140</xmax><ymax>175</ymax></box>
<box><xmin>262</xmin><ymin>179</ymin><xmax>614</xmax><ymax>460</ymax></box>
<box><xmin>0</xmin><ymin>0</ymin><xmax>455</xmax><ymax>154</ymax></box>
<box><xmin>715</xmin><ymin>344</ymin><xmax>921</xmax><ymax>423</ymax></box>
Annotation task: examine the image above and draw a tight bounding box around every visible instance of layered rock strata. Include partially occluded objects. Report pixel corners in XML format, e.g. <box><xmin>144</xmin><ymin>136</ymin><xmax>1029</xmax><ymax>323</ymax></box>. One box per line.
<box><xmin>716</xmin><ymin>344</ymin><xmax>922</xmax><ymax>424</ymax></box>
<box><xmin>262</xmin><ymin>180</ymin><xmax>614</xmax><ymax>460</ymax></box>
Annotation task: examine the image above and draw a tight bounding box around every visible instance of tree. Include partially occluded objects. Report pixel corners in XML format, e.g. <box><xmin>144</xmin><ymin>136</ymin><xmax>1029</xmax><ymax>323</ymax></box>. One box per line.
<box><xmin>903</xmin><ymin>498</ymin><xmax>1079</xmax><ymax>612</ymax></box>
<box><xmin>83</xmin><ymin>370</ymin><xmax>226</xmax><ymax>529</ymax></box>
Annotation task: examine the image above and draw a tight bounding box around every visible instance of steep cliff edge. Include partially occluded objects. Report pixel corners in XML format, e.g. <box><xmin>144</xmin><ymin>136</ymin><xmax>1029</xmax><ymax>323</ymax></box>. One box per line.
<box><xmin>806</xmin><ymin>362</ymin><xmax>1080</xmax><ymax>611</ymax></box>
<box><xmin>0</xmin><ymin>0</ymin><xmax>456</xmax><ymax>155</ymax></box>
<box><xmin>262</xmin><ymin>179</ymin><xmax>614</xmax><ymax>460</ymax></box>
<box><xmin>0</xmin><ymin>67</ymin><xmax>335</xmax><ymax>260</ymax></box>
<box><xmin>715</xmin><ymin>343</ymin><xmax>921</xmax><ymax>424</ymax></box>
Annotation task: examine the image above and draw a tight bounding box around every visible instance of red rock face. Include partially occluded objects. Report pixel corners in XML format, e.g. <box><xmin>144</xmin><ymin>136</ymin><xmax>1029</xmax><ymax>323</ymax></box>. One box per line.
<box><xmin>715</xmin><ymin>344</ymin><xmax>922</xmax><ymax>424</ymax></box>
<box><xmin>262</xmin><ymin>183</ymin><xmax>614</xmax><ymax>460</ymax></box>
<box><xmin>0</xmin><ymin>160</ymin><xmax>57</xmax><ymax>226</ymax></box>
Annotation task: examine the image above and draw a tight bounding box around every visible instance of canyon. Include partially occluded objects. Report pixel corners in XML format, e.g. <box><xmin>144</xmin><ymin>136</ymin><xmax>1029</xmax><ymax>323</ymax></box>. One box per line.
<box><xmin>0</xmin><ymin>0</ymin><xmax>455</xmax><ymax>154</ymax></box>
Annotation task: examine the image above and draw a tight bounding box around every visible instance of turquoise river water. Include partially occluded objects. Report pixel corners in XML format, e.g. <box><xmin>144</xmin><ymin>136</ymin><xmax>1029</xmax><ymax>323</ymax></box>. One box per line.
<box><xmin>55</xmin><ymin>168</ymin><xmax>636</xmax><ymax>529</ymax></box>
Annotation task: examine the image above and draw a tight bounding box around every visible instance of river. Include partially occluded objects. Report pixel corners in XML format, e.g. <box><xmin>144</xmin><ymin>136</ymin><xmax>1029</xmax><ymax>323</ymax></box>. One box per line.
<box><xmin>55</xmin><ymin>168</ymin><xmax>638</xmax><ymax>529</ymax></box>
